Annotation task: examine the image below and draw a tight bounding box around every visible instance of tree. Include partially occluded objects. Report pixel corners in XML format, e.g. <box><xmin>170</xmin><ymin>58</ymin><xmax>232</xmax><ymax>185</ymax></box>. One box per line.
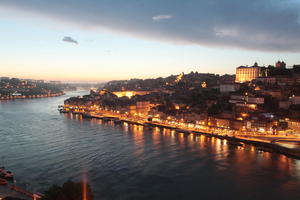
<box><xmin>42</xmin><ymin>180</ymin><xmax>93</xmax><ymax>200</ymax></box>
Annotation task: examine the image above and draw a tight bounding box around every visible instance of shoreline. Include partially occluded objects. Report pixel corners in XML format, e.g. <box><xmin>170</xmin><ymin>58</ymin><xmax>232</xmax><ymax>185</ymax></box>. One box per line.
<box><xmin>65</xmin><ymin>111</ymin><xmax>300</xmax><ymax>160</ymax></box>
<box><xmin>145</xmin><ymin>122</ymin><xmax>300</xmax><ymax>159</ymax></box>
<box><xmin>0</xmin><ymin>92</ymin><xmax>65</xmax><ymax>101</ymax></box>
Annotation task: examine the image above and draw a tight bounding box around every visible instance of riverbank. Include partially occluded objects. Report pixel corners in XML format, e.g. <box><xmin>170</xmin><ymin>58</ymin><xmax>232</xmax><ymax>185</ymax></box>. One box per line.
<box><xmin>0</xmin><ymin>92</ymin><xmax>65</xmax><ymax>100</ymax></box>
<box><xmin>63</xmin><ymin>111</ymin><xmax>300</xmax><ymax>160</ymax></box>
<box><xmin>143</xmin><ymin>122</ymin><xmax>300</xmax><ymax>160</ymax></box>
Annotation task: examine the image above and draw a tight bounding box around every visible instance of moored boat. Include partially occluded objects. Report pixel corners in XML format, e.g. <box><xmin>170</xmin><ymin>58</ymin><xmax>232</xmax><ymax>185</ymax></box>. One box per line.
<box><xmin>175</xmin><ymin>128</ymin><xmax>191</xmax><ymax>134</ymax></box>
<box><xmin>0</xmin><ymin>178</ymin><xmax>8</xmax><ymax>185</ymax></box>
<box><xmin>0</xmin><ymin>167</ymin><xmax>14</xmax><ymax>180</ymax></box>
<box><xmin>59</xmin><ymin>109</ymin><xmax>69</xmax><ymax>113</ymax></box>
<box><xmin>227</xmin><ymin>140</ymin><xmax>244</xmax><ymax>147</ymax></box>
<box><xmin>114</xmin><ymin>120</ymin><xmax>122</xmax><ymax>124</ymax></box>
<box><xmin>82</xmin><ymin>113</ymin><xmax>93</xmax><ymax>118</ymax></box>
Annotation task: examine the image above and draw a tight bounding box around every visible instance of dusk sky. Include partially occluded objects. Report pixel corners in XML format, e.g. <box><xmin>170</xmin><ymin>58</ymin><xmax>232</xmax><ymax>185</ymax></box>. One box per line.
<box><xmin>1</xmin><ymin>0</ymin><xmax>300</xmax><ymax>82</ymax></box>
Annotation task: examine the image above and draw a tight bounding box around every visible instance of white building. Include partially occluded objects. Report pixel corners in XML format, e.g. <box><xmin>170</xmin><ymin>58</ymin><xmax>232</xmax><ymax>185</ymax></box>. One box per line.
<box><xmin>220</xmin><ymin>84</ymin><xmax>240</xmax><ymax>93</ymax></box>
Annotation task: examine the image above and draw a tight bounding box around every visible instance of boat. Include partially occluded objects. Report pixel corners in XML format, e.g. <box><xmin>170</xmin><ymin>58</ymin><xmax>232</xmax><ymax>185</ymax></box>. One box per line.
<box><xmin>175</xmin><ymin>128</ymin><xmax>191</xmax><ymax>134</ymax></box>
<box><xmin>57</xmin><ymin>105</ymin><xmax>69</xmax><ymax>113</ymax></box>
<box><xmin>4</xmin><ymin>170</ymin><xmax>14</xmax><ymax>179</ymax></box>
<box><xmin>0</xmin><ymin>167</ymin><xmax>14</xmax><ymax>180</ymax></box>
<box><xmin>0</xmin><ymin>178</ymin><xmax>8</xmax><ymax>185</ymax></box>
<box><xmin>58</xmin><ymin>107</ymin><xmax>68</xmax><ymax>113</ymax></box>
<box><xmin>114</xmin><ymin>120</ymin><xmax>122</xmax><ymax>124</ymax></box>
<box><xmin>59</xmin><ymin>109</ymin><xmax>69</xmax><ymax>113</ymax></box>
<box><xmin>82</xmin><ymin>113</ymin><xmax>93</xmax><ymax>118</ymax></box>
<box><xmin>102</xmin><ymin>117</ymin><xmax>112</xmax><ymax>121</ymax></box>
<box><xmin>227</xmin><ymin>140</ymin><xmax>244</xmax><ymax>147</ymax></box>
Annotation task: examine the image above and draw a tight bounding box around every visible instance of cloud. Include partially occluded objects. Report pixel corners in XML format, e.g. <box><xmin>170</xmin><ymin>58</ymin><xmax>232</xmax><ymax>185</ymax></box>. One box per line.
<box><xmin>1</xmin><ymin>0</ymin><xmax>300</xmax><ymax>52</ymax></box>
<box><xmin>152</xmin><ymin>15</ymin><xmax>173</xmax><ymax>21</ymax></box>
<box><xmin>62</xmin><ymin>36</ymin><xmax>78</xmax><ymax>44</ymax></box>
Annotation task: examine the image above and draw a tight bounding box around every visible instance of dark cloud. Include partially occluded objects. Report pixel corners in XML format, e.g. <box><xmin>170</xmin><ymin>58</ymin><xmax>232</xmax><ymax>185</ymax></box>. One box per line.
<box><xmin>62</xmin><ymin>36</ymin><xmax>78</xmax><ymax>44</ymax></box>
<box><xmin>1</xmin><ymin>0</ymin><xmax>300</xmax><ymax>51</ymax></box>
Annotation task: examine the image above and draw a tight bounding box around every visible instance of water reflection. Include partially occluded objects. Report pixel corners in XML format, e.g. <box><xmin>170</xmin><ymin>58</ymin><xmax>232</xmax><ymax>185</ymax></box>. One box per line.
<box><xmin>1</xmin><ymin>93</ymin><xmax>300</xmax><ymax>199</ymax></box>
<box><xmin>73</xmin><ymin>116</ymin><xmax>300</xmax><ymax>181</ymax></box>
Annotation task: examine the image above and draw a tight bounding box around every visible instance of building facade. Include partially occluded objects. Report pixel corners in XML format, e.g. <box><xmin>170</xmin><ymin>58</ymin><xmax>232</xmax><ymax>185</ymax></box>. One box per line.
<box><xmin>235</xmin><ymin>66</ymin><xmax>260</xmax><ymax>83</ymax></box>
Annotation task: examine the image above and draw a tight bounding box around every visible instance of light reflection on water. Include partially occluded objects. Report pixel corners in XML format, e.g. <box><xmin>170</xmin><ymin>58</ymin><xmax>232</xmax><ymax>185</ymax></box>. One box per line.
<box><xmin>0</xmin><ymin>91</ymin><xmax>300</xmax><ymax>199</ymax></box>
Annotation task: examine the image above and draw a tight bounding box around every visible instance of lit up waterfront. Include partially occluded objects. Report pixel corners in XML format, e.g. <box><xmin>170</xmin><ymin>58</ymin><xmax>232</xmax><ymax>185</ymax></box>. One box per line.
<box><xmin>1</xmin><ymin>91</ymin><xmax>300</xmax><ymax>199</ymax></box>
<box><xmin>60</xmin><ymin>103</ymin><xmax>300</xmax><ymax>156</ymax></box>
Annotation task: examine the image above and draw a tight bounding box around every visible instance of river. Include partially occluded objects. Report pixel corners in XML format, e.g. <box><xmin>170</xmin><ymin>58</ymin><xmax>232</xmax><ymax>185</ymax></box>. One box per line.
<box><xmin>0</xmin><ymin>91</ymin><xmax>300</xmax><ymax>200</ymax></box>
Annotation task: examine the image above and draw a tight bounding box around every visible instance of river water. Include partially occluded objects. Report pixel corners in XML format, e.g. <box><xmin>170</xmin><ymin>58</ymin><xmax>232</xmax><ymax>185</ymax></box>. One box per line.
<box><xmin>0</xmin><ymin>91</ymin><xmax>300</xmax><ymax>200</ymax></box>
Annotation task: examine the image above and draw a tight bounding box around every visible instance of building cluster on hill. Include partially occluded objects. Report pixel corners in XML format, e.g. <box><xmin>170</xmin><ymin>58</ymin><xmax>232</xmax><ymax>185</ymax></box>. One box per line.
<box><xmin>63</xmin><ymin>61</ymin><xmax>300</xmax><ymax>135</ymax></box>
<box><xmin>0</xmin><ymin>77</ymin><xmax>70</xmax><ymax>100</ymax></box>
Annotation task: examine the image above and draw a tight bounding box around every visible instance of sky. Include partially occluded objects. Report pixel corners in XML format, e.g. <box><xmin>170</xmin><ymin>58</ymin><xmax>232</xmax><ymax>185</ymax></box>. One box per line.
<box><xmin>0</xmin><ymin>0</ymin><xmax>300</xmax><ymax>82</ymax></box>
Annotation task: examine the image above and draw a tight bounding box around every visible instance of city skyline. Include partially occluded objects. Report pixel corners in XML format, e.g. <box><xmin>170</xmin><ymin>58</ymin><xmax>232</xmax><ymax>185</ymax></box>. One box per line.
<box><xmin>1</xmin><ymin>0</ymin><xmax>300</xmax><ymax>81</ymax></box>
<box><xmin>1</xmin><ymin>2</ymin><xmax>300</xmax><ymax>199</ymax></box>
